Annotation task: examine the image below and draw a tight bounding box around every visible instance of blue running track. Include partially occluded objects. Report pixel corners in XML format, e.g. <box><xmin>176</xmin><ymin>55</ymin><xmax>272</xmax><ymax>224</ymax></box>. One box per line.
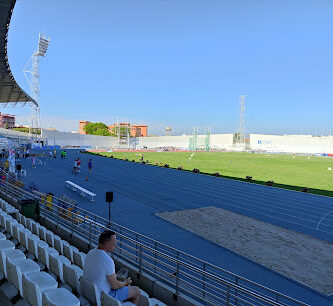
<box><xmin>15</xmin><ymin>149</ymin><xmax>333</xmax><ymax>305</ymax></box>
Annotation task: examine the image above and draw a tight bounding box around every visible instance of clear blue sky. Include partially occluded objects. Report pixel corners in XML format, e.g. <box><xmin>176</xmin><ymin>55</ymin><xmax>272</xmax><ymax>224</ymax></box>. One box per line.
<box><xmin>6</xmin><ymin>0</ymin><xmax>333</xmax><ymax>135</ymax></box>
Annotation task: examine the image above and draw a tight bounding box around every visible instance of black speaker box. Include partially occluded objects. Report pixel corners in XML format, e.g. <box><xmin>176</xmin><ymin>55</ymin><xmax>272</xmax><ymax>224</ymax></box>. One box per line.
<box><xmin>106</xmin><ymin>192</ymin><xmax>113</xmax><ymax>202</ymax></box>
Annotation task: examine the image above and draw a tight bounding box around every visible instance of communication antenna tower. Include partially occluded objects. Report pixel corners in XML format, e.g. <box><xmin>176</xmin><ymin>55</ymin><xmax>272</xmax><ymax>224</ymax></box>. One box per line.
<box><xmin>24</xmin><ymin>33</ymin><xmax>51</xmax><ymax>141</ymax></box>
<box><xmin>238</xmin><ymin>95</ymin><xmax>245</xmax><ymax>143</ymax></box>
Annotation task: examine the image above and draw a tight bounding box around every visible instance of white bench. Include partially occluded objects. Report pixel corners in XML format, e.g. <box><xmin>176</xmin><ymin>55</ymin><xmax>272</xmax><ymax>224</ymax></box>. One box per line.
<box><xmin>65</xmin><ymin>181</ymin><xmax>96</xmax><ymax>201</ymax></box>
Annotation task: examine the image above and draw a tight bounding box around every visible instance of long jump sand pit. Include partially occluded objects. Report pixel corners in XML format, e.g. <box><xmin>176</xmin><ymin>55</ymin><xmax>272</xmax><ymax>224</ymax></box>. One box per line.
<box><xmin>156</xmin><ymin>206</ymin><xmax>333</xmax><ymax>294</ymax></box>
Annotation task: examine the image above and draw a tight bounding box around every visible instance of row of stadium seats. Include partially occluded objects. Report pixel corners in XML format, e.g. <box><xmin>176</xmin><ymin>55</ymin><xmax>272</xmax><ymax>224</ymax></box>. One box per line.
<box><xmin>0</xmin><ymin>198</ymin><xmax>165</xmax><ymax>306</ymax></box>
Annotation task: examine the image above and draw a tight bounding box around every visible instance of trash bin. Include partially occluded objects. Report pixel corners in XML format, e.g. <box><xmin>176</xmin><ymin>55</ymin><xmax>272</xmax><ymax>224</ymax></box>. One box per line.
<box><xmin>19</xmin><ymin>199</ymin><xmax>39</xmax><ymax>219</ymax></box>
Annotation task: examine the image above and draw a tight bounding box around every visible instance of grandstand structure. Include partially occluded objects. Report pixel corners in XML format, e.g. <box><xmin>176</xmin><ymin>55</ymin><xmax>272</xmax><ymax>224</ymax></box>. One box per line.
<box><xmin>0</xmin><ymin>164</ymin><xmax>311</xmax><ymax>305</ymax></box>
<box><xmin>0</xmin><ymin>1</ymin><xmax>331</xmax><ymax>306</ymax></box>
<box><xmin>0</xmin><ymin>0</ymin><xmax>35</xmax><ymax>107</ymax></box>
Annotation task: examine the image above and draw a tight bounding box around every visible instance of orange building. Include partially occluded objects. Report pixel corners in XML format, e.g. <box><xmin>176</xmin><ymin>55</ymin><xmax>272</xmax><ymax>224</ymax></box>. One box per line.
<box><xmin>131</xmin><ymin>124</ymin><xmax>147</xmax><ymax>137</ymax></box>
<box><xmin>79</xmin><ymin>121</ymin><xmax>90</xmax><ymax>134</ymax></box>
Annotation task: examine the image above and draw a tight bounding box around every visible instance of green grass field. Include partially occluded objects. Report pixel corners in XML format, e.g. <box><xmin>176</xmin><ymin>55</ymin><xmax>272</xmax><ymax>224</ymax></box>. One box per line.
<box><xmin>92</xmin><ymin>151</ymin><xmax>333</xmax><ymax>197</ymax></box>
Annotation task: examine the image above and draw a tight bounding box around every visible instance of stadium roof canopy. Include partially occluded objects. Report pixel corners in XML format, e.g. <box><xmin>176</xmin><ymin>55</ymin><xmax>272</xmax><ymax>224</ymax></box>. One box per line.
<box><xmin>0</xmin><ymin>0</ymin><xmax>35</xmax><ymax>106</ymax></box>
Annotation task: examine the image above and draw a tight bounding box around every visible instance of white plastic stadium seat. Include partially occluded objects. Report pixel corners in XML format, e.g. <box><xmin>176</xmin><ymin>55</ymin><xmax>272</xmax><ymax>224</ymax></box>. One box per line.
<box><xmin>26</xmin><ymin>218</ymin><xmax>34</xmax><ymax>231</ymax></box>
<box><xmin>49</xmin><ymin>253</ymin><xmax>71</xmax><ymax>282</ymax></box>
<box><xmin>42</xmin><ymin>287</ymin><xmax>80</xmax><ymax>306</ymax></box>
<box><xmin>19</xmin><ymin>228</ymin><xmax>32</xmax><ymax>248</ymax></box>
<box><xmin>0</xmin><ymin>211</ymin><xmax>6</xmax><ymax>233</ymax></box>
<box><xmin>63</xmin><ymin>242</ymin><xmax>79</xmax><ymax>263</ymax></box>
<box><xmin>20</xmin><ymin>215</ymin><xmax>27</xmax><ymax>228</ymax></box>
<box><xmin>27</xmin><ymin>234</ymin><xmax>40</xmax><ymax>258</ymax></box>
<box><xmin>0</xmin><ymin>239</ymin><xmax>15</xmax><ymax>252</ymax></box>
<box><xmin>149</xmin><ymin>298</ymin><xmax>167</xmax><ymax>306</ymax></box>
<box><xmin>38</xmin><ymin>246</ymin><xmax>59</xmax><ymax>271</ymax></box>
<box><xmin>101</xmin><ymin>290</ymin><xmax>121</xmax><ymax>306</ymax></box>
<box><xmin>139</xmin><ymin>290</ymin><xmax>151</xmax><ymax>306</ymax></box>
<box><xmin>54</xmin><ymin>235</ymin><xmax>64</xmax><ymax>254</ymax></box>
<box><xmin>80</xmin><ymin>276</ymin><xmax>101</xmax><ymax>306</ymax></box>
<box><xmin>1</xmin><ymin>214</ymin><xmax>12</xmax><ymax>236</ymax></box>
<box><xmin>0</xmin><ymin>213</ymin><xmax>12</xmax><ymax>224</ymax></box>
<box><xmin>3</xmin><ymin>203</ymin><xmax>17</xmax><ymax>214</ymax></box>
<box><xmin>63</xmin><ymin>263</ymin><xmax>83</xmax><ymax>294</ymax></box>
<box><xmin>12</xmin><ymin>223</ymin><xmax>24</xmax><ymax>241</ymax></box>
<box><xmin>22</xmin><ymin>271</ymin><xmax>58</xmax><ymax>306</ymax></box>
<box><xmin>35</xmin><ymin>240</ymin><xmax>48</xmax><ymax>261</ymax></box>
<box><xmin>32</xmin><ymin>221</ymin><xmax>40</xmax><ymax>236</ymax></box>
<box><xmin>5</xmin><ymin>218</ymin><xmax>18</xmax><ymax>237</ymax></box>
<box><xmin>15</xmin><ymin>212</ymin><xmax>22</xmax><ymax>223</ymax></box>
<box><xmin>7</xmin><ymin>257</ymin><xmax>40</xmax><ymax>296</ymax></box>
<box><xmin>0</xmin><ymin>232</ymin><xmax>5</xmax><ymax>240</ymax></box>
<box><xmin>73</xmin><ymin>251</ymin><xmax>86</xmax><ymax>269</ymax></box>
<box><xmin>38</xmin><ymin>225</ymin><xmax>47</xmax><ymax>241</ymax></box>
<box><xmin>0</xmin><ymin>249</ymin><xmax>25</xmax><ymax>277</ymax></box>
<box><xmin>46</xmin><ymin>230</ymin><xmax>55</xmax><ymax>247</ymax></box>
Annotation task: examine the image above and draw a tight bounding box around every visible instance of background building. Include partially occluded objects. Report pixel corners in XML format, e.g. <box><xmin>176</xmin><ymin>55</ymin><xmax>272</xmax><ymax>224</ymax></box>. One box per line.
<box><xmin>79</xmin><ymin>120</ymin><xmax>90</xmax><ymax>134</ymax></box>
<box><xmin>0</xmin><ymin>112</ymin><xmax>15</xmax><ymax>129</ymax></box>
<box><xmin>131</xmin><ymin>124</ymin><xmax>148</xmax><ymax>137</ymax></box>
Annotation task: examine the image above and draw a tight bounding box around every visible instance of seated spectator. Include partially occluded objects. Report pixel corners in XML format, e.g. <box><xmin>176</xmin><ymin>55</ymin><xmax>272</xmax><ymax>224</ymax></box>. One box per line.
<box><xmin>83</xmin><ymin>230</ymin><xmax>140</xmax><ymax>304</ymax></box>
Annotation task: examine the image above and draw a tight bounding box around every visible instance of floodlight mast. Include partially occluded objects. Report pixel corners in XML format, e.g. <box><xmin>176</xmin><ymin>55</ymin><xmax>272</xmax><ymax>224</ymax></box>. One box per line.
<box><xmin>23</xmin><ymin>33</ymin><xmax>50</xmax><ymax>142</ymax></box>
<box><xmin>238</xmin><ymin>95</ymin><xmax>245</xmax><ymax>144</ymax></box>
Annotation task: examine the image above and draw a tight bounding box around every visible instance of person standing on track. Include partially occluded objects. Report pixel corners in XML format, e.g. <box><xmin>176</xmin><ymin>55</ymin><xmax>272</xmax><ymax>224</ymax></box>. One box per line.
<box><xmin>31</xmin><ymin>156</ymin><xmax>36</xmax><ymax>168</ymax></box>
<box><xmin>77</xmin><ymin>158</ymin><xmax>81</xmax><ymax>173</ymax></box>
<box><xmin>88</xmin><ymin>159</ymin><xmax>93</xmax><ymax>174</ymax></box>
<box><xmin>72</xmin><ymin>159</ymin><xmax>78</xmax><ymax>175</ymax></box>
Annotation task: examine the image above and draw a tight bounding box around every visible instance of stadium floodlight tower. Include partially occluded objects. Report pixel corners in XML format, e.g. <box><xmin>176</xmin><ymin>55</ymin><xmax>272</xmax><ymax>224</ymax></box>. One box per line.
<box><xmin>24</xmin><ymin>33</ymin><xmax>51</xmax><ymax>142</ymax></box>
<box><xmin>237</xmin><ymin>95</ymin><xmax>246</xmax><ymax>145</ymax></box>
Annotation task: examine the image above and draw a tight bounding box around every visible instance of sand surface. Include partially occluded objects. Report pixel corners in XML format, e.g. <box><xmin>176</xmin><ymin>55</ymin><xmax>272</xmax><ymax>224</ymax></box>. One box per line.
<box><xmin>156</xmin><ymin>206</ymin><xmax>333</xmax><ymax>294</ymax></box>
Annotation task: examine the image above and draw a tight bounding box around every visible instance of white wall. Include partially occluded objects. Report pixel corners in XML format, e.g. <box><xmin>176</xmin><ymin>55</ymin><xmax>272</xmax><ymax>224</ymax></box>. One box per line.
<box><xmin>210</xmin><ymin>134</ymin><xmax>234</xmax><ymax>150</ymax></box>
<box><xmin>0</xmin><ymin>127</ymin><xmax>32</xmax><ymax>140</ymax></box>
<box><xmin>137</xmin><ymin>134</ymin><xmax>234</xmax><ymax>149</ymax></box>
<box><xmin>41</xmin><ymin>129</ymin><xmax>118</xmax><ymax>148</ymax></box>
<box><xmin>41</xmin><ymin>129</ymin><xmax>234</xmax><ymax>150</ymax></box>
<box><xmin>250</xmin><ymin>134</ymin><xmax>333</xmax><ymax>154</ymax></box>
<box><xmin>138</xmin><ymin>135</ymin><xmax>190</xmax><ymax>149</ymax></box>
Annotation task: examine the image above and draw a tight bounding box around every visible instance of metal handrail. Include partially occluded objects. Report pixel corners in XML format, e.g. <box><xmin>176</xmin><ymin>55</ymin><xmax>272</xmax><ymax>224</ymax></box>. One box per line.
<box><xmin>0</xmin><ymin>169</ymin><xmax>308</xmax><ymax>305</ymax></box>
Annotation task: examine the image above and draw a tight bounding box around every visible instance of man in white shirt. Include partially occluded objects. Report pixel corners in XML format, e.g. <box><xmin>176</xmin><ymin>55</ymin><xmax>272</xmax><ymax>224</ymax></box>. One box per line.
<box><xmin>83</xmin><ymin>230</ymin><xmax>140</xmax><ymax>304</ymax></box>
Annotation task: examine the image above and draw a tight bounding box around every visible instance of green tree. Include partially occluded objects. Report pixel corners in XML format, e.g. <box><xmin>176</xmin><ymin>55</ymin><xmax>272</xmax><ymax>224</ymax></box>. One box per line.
<box><xmin>83</xmin><ymin>122</ymin><xmax>111</xmax><ymax>136</ymax></box>
<box><xmin>13</xmin><ymin>127</ymin><xmax>41</xmax><ymax>134</ymax></box>
<box><xmin>233</xmin><ymin>132</ymin><xmax>240</xmax><ymax>144</ymax></box>
<box><xmin>13</xmin><ymin>127</ymin><xmax>29</xmax><ymax>133</ymax></box>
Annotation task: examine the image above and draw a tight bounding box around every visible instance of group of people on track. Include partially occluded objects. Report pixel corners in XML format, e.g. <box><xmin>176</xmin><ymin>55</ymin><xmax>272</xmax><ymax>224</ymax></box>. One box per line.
<box><xmin>72</xmin><ymin>158</ymin><xmax>93</xmax><ymax>175</ymax></box>
<box><xmin>46</xmin><ymin>148</ymin><xmax>93</xmax><ymax>177</ymax></box>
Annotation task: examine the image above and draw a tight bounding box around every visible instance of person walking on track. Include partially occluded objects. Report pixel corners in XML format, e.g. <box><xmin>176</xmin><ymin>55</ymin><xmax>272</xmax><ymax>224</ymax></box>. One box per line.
<box><xmin>77</xmin><ymin>158</ymin><xmax>81</xmax><ymax>173</ymax></box>
<box><xmin>72</xmin><ymin>159</ymin><xmax>78</xmax><ymax>175</ymax></box>
<box><xmin>88</xmin><ymin>159</ymin><xmax>93</xmax><ymax>174</ymax></box>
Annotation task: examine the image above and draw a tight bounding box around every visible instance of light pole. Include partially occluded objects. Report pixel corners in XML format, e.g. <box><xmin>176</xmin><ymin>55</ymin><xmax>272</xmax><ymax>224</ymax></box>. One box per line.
<box><xmin>105</xmin><ymin>192</ymin><xmax>114</xmax><ymax>228</ymax></box>
<box><xmin>24</xmin><ymin>33</ymin><xmax>51</xmax><ymax>143</ymax></box>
